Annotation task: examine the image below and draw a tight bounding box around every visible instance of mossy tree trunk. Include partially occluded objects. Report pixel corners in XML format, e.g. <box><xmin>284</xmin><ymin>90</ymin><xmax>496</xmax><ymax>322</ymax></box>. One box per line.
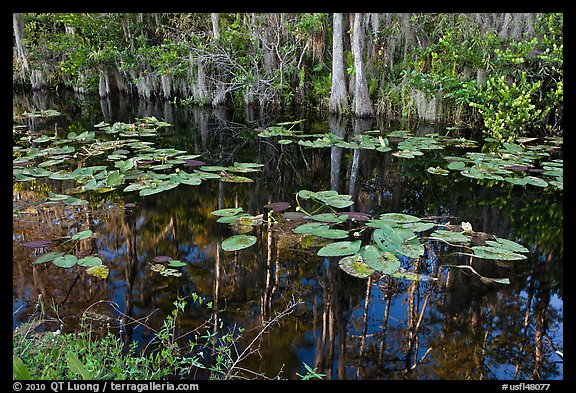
<box><xmin>350</xmin><ymin>13</ymin><xmax>374</xmax><ymax>117</ymax></box>
<box><xmin>329</xmin><ymin>13</ymin><xmax>349</xmax><ymax>114</ymax></box>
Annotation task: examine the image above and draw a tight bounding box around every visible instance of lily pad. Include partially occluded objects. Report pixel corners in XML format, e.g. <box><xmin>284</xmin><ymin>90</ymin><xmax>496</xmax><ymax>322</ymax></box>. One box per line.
<box><xmin>317</xmin><ymin>240</ymin><xmax>361</xmax><ymax>257</ymax></box>
<box><xmin>338</xmin><ymin>255</ymin><xmax>375</xmax><ymax>278</ymax></box>
<box><xmin>21</xmin><ymin>240</ymin><xmax>52</xmax><ymax>248</ymax></box>
<box><xmin>359</xmin><ymin>246</ymin><xmax>400</xmax><ymax>275</ymax></box>
<box><xmin>72</xmin><ymin>230</ymin><xmax>93</xmax><ymax>241</ymax></box>
<box><xmin>33</xmin><ymin>252</ymin><xmax>64</xmax><ymax>264</ymax></box>
<box><xmin>378</xmin><ymin>213</ymin><xmax>421</xmax><ymax>224</ymax></box>
<box><xmin>293</xmin><ymin>222</ymin><xmax>328</xmax><ymax>234</ymax></box>
<box><xmin>264</xmin><ymin>202</ymin><xmax>291</xmax><ymax>212</ymax></box>
<box><xmin>153</xmin><ymin>256</ymin><xmax>173</xmax><ymax>263</ymax></box>
<box><xmin>211</xmin><ymin>207</ymin><xmax>244</xmax><ymax>217</ymax></box>
<box><xmin>77</xmin><ymin>256</ymin><xmax>103</xmax><ymax>267</ymax></box>
<box><xmin>309</xmin><ymin>213</ymin><xmax>348</xmax><ymax>223</ymax></box>
<box><xmin>429</xmin><ymin>230</ymin><xmax>471</xmax><ymax>244</ymax></box>
<box><xmin>471</xmin><ymin>246</ymin><xmax>527</xmax><ymax>261</ymax></box>
<box><xmin>167</xmin><ymin>260</ymin><xmax>187</xmax><ymax>268</ymax></box>
<box><xmin>221</xmin><ymin>235</ymin><xmax>257</xmax><ymax>252</ymax></box>
<box><xmin>484</xmin><ymin>237</ymin><xmax>529</xmax><ymax>254</ymax></box>
<box><xmin>52</xmin><ymin>254</ymin><xmax>78</xmax><ymax>268</ymax></box>
<box><xmin>86</xmin><ymin>265</ymin><xmax>109</xmax><ymax>279</ymax></box>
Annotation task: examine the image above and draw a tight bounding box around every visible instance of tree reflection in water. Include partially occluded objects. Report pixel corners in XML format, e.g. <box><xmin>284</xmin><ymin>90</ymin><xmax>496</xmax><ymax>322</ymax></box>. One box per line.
<box><xmin>12</xmin><ymin>91</ymin><xmax>562</xmax><ymax>380</ymax></box>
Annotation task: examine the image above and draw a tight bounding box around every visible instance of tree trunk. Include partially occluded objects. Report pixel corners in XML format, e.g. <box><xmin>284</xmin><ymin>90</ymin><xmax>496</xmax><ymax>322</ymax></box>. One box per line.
<box><xmin>13</xmin><ymin>13</ymin><xmax>29</xmax><ymax>76</ymax></box>
<box><xmin>351</xmin><ymin>13</ymin><xmax>374</xmax><ymax>117</ymax></box>
<box><xmin>329</xmin><ymin>13</ymin><xmax>349</xmax><ymax>114</ymax></box>
<box><xmin>211</xmin><ymin>13</ymin><xmax>220</xmax><ymax>40</ymax></box>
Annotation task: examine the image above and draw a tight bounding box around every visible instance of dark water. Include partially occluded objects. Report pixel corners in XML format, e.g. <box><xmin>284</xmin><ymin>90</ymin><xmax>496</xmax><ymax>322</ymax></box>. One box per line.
<box><xmin>12</xmin><ymin>90</ymin><xmax>563</xmax><ymax>380</ymax></box>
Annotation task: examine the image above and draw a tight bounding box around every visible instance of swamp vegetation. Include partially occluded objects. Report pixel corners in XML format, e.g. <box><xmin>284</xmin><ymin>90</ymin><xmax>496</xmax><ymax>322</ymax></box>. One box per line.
<box><xmin>12</xmin><ymin>12</ymin><xmax>562</xmax><ymax>381</ymax></box>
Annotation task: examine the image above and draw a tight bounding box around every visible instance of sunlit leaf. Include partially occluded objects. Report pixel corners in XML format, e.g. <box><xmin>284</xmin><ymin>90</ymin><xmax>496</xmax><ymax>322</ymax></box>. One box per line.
<box><xmin>429</xmin><ymin>230</ymin><xmax>471</xmax><ymax>244</ymax></box>
<box><xmin>359</xmin><ymin>246</ymin><xmax>400</xmax><ymax>275</ymax></box>
<box><xmin>86</xmin><ymin>265</ymin><xmax>109</xmax><ymax>279</ymax></box>
<box><xmin>471</xmin><ymin>246</ymin><xmax>527</xmax><ymax>261</ymax></box>
<box><xmin>484</xmin><ymin>237</ymin><xmax>529</xmax><ymax>253</ymax></box>
<box><xmin>338</xmin><ymin>255</ymin><xmax>374</xmax><ymax>278</ymax></box>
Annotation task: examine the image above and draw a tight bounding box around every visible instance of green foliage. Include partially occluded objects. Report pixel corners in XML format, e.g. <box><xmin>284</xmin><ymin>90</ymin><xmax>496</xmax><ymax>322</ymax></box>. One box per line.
<box><xmin>13</xmin><ymin>295</ymin><xmax>276</xmax><ymax>380</ymax></box>
<box><xmin>469</xmin><ymin>73</ymin><xmax>543</xmax><ymax>141</ymax></box>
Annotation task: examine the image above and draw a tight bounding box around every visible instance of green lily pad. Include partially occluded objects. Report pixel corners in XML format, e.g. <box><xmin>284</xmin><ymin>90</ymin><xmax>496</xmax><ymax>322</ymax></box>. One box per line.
<box><xmin>221</xmin><ymin>235</ymin><xmax>257</xmax><ymax>252</ymax></box>
<box><xmin>167</xmin><ymin>260</ymin><xmax>187</xmax><ymax>268</ymax></box>
<box><xmin>211</xmin><ymin>207</ymin><xmax>244</xmax><ymax>217</ymax></box>
<box><xmin>378</xmin><ymin>213</ymin><xmax>421</xmax><ymax>223</ymax></box>
<box><xmin>338</xmin><ymin>255</ymin><xmax>374</xmax><ymax>278</ymax></box>
<box><xmin>309</xmin><ymin>213</ymin><xmax>348</xmax><ymax>223</ymax></box>
<box><xmin>429</xmin><ymin>230</ymin><xmax>471</xmax><ymax>244</ymax></box>
<box><xmin>72</xmin><ymin>230</ymin><xmax>93</xmax><ymax>241</ymax></box>
<box><xmin>484</xmin><ymin>237</ymin><xmax>529</xmax><ymax>254</ymax></box>
<box><xmin>471</xmin><ymin>246</ymin><xmax>527</xmax><ymax>261</ymax></box>
<box><xmin>523</xmin><ymin>176</ymin><xmax>548</xmax><ymax>187</ymax></box>
<box><xmin>33</xmin><ymin>252</ymin><xmax>65</xmax><ymax>265</ymax></box>
<box><xmin>427</xmin><ymin>166</ymin><xmax>449</xmax><ymax>176</ymax></box>
<box><xmin>372</xmin><ymin>226</ymin><xmax>404</xmax><ymax>254</ymax></box>
<box><xmin>359</xmin><ymin>246</ymin><xmax>400</xmax><ymax>275</ymax></box>
<box><xmin>52</xmin><ymin>254</ymin><xmax>78</xmax><ymax>268</ymax></box>
<box><xmin>317</xmin><ymin>240</ymin><xmax>361</xmax><ymax>257</ymax></box>
<box><xmin>293</xmin><ymin>222</ymin><xmax>328</xmax><ymax>234</ymax></box>
<box><xmin>399</xmin><ymin>237</ymin><xmax>425</xmax><ymax>259</ymax></box>
<box><xmin>77</xmin><ymin>256</ymin><xmax>103</xmax><ymax>267</ymax></box>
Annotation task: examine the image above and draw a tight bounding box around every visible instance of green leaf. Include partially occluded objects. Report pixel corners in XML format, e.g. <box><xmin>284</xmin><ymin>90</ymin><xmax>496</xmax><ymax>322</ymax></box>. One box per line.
<box><xmin>484</xmin><ymin>237</ymin><xmax>529</xmax><ymax>253</ymax></box>
<box><xmin>309</xmin><ymin>213</ymin><xmax>348</xmax><ymax>223</ymax></box>
<box><xmin>13</xmin><ymin>356</ymin><xmax>31</xmax><ymax>380</ymax></box>
<box><xmin>471</xmin><ymin>246</ymin><xmax>527</xmax><ymax>261</ymax></box>
<box><xmin>221</xmin><ymin>235</ymin><xmax>257</xmax><ymax>252</ymax></box>
<box><xmin>211</xmin><ymin>207</ymin><xmax>244</xmax><ymax>217</ymax></box>
<box><xmin>338</xmin><ymin>255</ymin><xmax>374</xmax><ymax>278</ymax></box>
<box><xmin>399</xmin><ymin>237</ymin><xmax>425</xmax><ymax>259</ymax></box>
<box><xmin>373</xmin><ymin>226</ymin><xmax>404</xmax><ymax>254</ymax></box>
<box><xmin>52</xmin><ymin>254</ymin><xmax>78</xmax><ymax>268</ymax></box>
<box><xmin>33</xmin><ymin>251</ymin><xmax>65</xmax><ymax>265</ymax></box>
<box><xmin>359</xmin><ymin>246</ymin><xmax>400</xmax><ymax>275</ymax></box>
<box><xmin>429</xmin><ymin>230</ymin><xmax>471</xmax><ymax>244</ymax></box>
<box><xmin>293</xmin><ymin>222</ymin><xmax>328</xmax><ymax>234</ymax></box>
<box><xmin>139</xmin><ymin>181</ymin><xmax>179</xmax><ymax>196</ymax></box>
<box><xmin>378</xmin><ymin>213</ymin><xmax>421</xmax><ymax>223</ymax></box>
<box><xmin>77</xmin><ymin>256</ymin><xmax>103</xmax><ymax>267</ymax></box>
<box><xmin>66</xmin><ymin>351</ymin><xmax>94</xmax><ymax>380</ymax></box>
<box><xmin>523</xmin><ymin>176</ymin><xmax>548</xmax><ymax>187</ymax></box>
<box><xmin>167</xmin><ymin>260</ymin><xmax>187</xmax><ymax>268</ymax></box>
<box><xmin>72</xmin><ymin>230</ymin><xmax>93</xmax><ymax>241</ymax></box>
<box><xmin>317</xmin><ymin>240</ymin><xmax>361</xmax><ymax>257</ymax></box>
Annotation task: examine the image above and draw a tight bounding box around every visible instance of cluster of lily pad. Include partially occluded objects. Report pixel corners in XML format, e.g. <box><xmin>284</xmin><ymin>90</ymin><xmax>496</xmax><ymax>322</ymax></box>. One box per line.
<box><xmin>14</xmin><ymin>111</ymin><xmax>266</xmax><ymax>279</ymax></box>
<box><xmin>28</xmin><ymin>230</ymin><xmax>109</xmax><ymax>279</ymax></box>
<box><xmin>258</xmin><ymin>121</ymin><xmax>477</xmax><ymax>156</ymax></box>
<box><xmin>211</xmin><ymin>189</ymin><xmax>530</xmax><ymax>284</ymax></box>
<box><xmin>13</xmin><ymin>113</ymin><xmax>264</xmax><ymax>209</ymax></box>
<box><xmin>427</xmin><ymin>139</ymin><xmax>563</xmax><ymax>189</ymax></box>
<box><xmin>258</xmin><ymin>121</ymin><xmax>562</xmax><ymax>190</ymax></box>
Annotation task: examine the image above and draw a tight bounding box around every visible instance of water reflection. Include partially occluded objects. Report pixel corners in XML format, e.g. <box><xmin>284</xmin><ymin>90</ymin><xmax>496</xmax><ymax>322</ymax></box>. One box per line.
<box><xmin>12</xmin><ymin>91</ymin><xmax>562</xmax><ymax>380</ymax></box>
